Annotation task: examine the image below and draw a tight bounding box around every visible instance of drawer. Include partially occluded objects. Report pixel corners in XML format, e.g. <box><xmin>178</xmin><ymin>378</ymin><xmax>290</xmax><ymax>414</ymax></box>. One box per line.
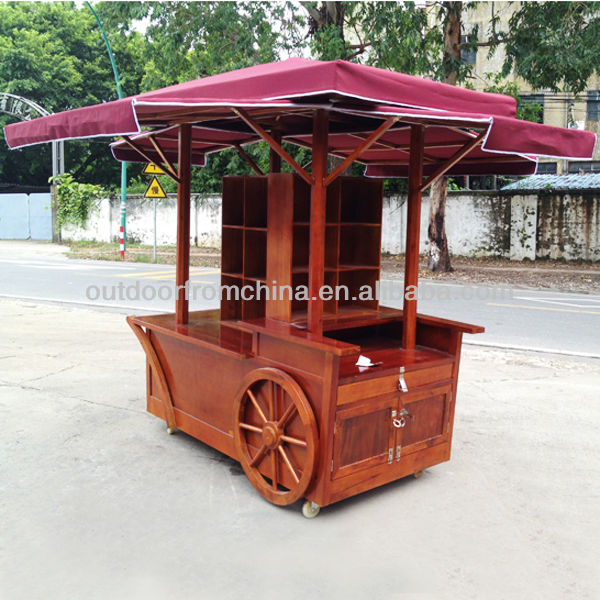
<box><xmin>337</xmin><ymin>363</ymin><xmax>453</xmax><ymax>406</ymax></box>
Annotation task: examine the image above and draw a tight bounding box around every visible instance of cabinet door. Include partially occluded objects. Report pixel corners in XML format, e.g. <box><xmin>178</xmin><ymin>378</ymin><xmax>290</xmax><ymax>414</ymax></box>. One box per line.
<box><xmin>397</xmin><ymin>383</ymin><xmax>452</xmax><ymax>457</ymax></box>
<box><xmin>332</xmin><ymin>393</ymin><xmax>396</xmax><ymax>479</ymax></box>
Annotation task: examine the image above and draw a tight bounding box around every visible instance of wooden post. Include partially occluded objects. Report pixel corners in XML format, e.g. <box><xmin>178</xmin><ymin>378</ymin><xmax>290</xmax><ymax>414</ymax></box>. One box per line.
<box><xmin>270</xmin><ymin>129</ymin><xmax>282</xmax><ymax>173</ymax></box>
<box><xmin>402</xmin><ymin>124</ymin><xmax>425</xmax><ymax>349</ymax></box>
<box><xmin>307</xmin><ymin>109</ymin><xmax>328</xmax><ymax>335</ymax></box>
<box><xmin>176</xmin><ymin>123</ymin><xmax>192</xmax><ymax>325</ymax></box>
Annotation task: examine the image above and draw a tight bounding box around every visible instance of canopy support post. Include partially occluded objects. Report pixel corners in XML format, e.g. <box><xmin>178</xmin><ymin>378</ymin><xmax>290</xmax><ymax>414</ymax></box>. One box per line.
<box><xmin>148</xmin><ymin>134</ymin><xmax>180</xmax><ymax>181</ymax></box>
<box><xmin>270</xmin><ymin>128</ymin><xmax>282</xmax><ymax>173</ymax></box>
<box><xmin>121</xmin><ymin>136</ymin><xmax>180</xmax><ymax>184</ymax></box>
<box><xmin>234</xmin><ymin>144</ymin><xmax>264</xmax><ymax>176</ymax></box>
<box><xmin>307</xmin><ymin>109</ymin><xmax>329</xmax><ymax>335</ymax></box>
<box><xmin>402</xmin><ymin>124</ymin><xmax>425</xmax><ymax>350</ymax></box>
<box><xmin>323</xmin><ymin>117</ymin><xmax>398</xmax><ymax>186</ymax></box>
<box><xmin>176</xmin><ymin>124</ymin><xmax>192</xmax><ymax>326</ymax></box>
<box><xmin>419</xmin><ymin>131</ymin><xmax>486</xmax><ymax>192</ymax></box>
<box><xmin>232</xmin><ymin>108</ymin><xmax>312</xmax><ymax>185</ymax></box>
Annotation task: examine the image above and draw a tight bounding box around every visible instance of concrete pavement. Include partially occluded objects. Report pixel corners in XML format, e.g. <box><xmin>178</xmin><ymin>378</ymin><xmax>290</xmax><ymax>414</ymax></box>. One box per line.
<box><xmin>1</xmin><ymin>297</ymin><xmax>599</xmax><ymax>599</ymax></box>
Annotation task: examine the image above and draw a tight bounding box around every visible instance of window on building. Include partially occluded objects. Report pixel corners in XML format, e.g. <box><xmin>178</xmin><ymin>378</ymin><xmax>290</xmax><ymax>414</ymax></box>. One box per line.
<box><xmin>537</xmin><ymin>162</ymin><xmax>557</xmax><ymax>174</ymax></box>
<box><xmin>587</xmin><ymin>91</ymin><xmax>600</xmax><ymax>121</ymax></box>
<box><xmin>520</xmin><ymin>94</ymin><xmax>545</xmax><ymax>123</ymax></box>
<box><xmin>460</xmin><ymin>35</ymin><xmax>477</xmax><ymax>65</ymax></box>
<box><xmin>568</xmin><ymin>161</ymin><xmax>600</xmax><ymax>173</ymax></box>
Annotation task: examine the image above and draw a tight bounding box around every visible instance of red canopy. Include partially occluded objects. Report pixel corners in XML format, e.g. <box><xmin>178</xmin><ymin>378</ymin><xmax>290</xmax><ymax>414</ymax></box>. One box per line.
<box><xmin>4</xmin><ymin>58</ymin><xmax>596</xmax><ymax>175</ymax></box>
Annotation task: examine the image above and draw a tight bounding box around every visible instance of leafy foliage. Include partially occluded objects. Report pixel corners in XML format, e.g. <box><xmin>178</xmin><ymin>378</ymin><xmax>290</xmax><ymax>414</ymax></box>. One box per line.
<box><xmin>3</xmin><ymin>0</ymin><xmax>599</xmax><ymax>197</ymax></box>
<box><xmin>98</xmin><ymin>1</ymin><xmax>304</xmax><ymax>90</ymax></box>
<box><xmin>49</xmin><ymin>172</ymin><xmax>106</xmax><ymax>230</ymax></box>
<box><xmin>499</xmin><ymin>1</ymin><xmax>600</xmax><ymax>94</ymax></box>
<box><xmin>0</xmin><ymin>1</ymin><xmax>146</xmax><ymax>186</ymax></box>
<box><xmin>473</xmin><ymin>74</ymin><xmax>543</xmax><ymax>123</ymax></box>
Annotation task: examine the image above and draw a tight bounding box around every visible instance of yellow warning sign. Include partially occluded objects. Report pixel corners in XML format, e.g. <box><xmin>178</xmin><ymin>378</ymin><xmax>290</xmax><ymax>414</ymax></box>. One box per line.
<box><xmin>144</xmin><ymin>176</ymin><xmax>167</xmax><ymax>198</ymax></box>
<box><xmin>143</xmin><ymin>162</ymin><xmax>166</xmax><ymax>175</ymax></box>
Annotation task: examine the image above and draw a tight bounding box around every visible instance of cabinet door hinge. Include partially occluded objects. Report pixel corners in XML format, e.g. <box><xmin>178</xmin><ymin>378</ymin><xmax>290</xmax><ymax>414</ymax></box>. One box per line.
<box><xmin>396</xmin><ymin>445</ymin><xmax>402</xmax><ymax>462</ymax></box>
<box><xmin>387</xmin><ymin>448</ymin><xmax>394</xmax><ymax>464</ymax></box>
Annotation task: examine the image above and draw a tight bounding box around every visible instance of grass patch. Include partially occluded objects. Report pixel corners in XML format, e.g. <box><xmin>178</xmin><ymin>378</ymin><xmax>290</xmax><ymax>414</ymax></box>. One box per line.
<box><xmin>65</xmin><ymin>239</ymin><xmax>221</xmax><ymax>268</ymax></box>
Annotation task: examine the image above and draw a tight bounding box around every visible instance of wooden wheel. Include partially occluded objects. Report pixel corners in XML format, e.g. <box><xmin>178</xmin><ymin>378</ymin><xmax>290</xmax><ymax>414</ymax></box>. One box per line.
<box><xmin>234</xmin><ymin>367</ymin><xmax>318</xmax><ymax>506</ymax></box>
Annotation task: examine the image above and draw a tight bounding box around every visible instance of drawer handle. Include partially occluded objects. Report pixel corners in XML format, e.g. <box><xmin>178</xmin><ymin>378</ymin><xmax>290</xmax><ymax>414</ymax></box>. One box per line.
<box><xmin>392</xmin><ymin>417</ymin><xmax>406</xmax><ymax>428</ymax></box>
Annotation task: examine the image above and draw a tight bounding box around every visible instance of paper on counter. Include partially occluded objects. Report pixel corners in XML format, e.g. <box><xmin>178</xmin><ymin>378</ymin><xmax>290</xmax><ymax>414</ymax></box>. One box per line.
<box><xmin>356</xmin><ymin>354</ymin><xmax>375</xmax><ymax>367</ymax></box>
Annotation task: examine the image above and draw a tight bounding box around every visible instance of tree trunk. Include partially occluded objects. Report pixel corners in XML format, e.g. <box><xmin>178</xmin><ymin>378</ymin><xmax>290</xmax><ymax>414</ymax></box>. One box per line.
<box><xmin>427</xmin><ymin>2</ymin><xmax>461</xmax><ymax>273</ymax></box>
<box><xmin>427</xmin><ymin>177</ymin><xmax>453</xmax><ymax>272</ymax></box>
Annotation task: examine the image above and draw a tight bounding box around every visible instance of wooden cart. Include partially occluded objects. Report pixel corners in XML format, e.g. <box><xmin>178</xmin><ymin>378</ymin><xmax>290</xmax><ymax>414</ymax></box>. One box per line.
<box><xmin>7</xmin><ymin>59</ymin><xmax>593</xmax><ymax>516</ymax></box>
<box><xmin>127</xmin><ymin>166</ymin><xmax>483</xmax><ymax>517</ymax></box>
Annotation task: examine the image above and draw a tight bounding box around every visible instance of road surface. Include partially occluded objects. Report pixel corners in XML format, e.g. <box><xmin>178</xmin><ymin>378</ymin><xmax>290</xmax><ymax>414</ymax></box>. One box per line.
<box><xmin>1</xmin><ymin>241</ymin><xmax>599</xmax><ymax>356</ymax></box>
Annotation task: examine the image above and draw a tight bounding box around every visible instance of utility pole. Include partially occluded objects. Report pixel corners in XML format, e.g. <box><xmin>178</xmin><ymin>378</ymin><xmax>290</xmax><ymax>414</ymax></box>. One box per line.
<box><xmin>86</xmin><ymin>1</ymin><xmax>128</xmax><ymax>258</ymax></box>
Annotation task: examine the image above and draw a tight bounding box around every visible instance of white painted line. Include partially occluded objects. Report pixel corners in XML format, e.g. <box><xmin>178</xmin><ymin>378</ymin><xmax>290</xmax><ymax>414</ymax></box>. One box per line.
<box><xmin>0</xmin><ymin>258</ymin><xmax>137</xmax><ymax>270</ymax></box>
<box><xmin>488</xmin><ymin>302</ymin><xmax>600</xmax><ymax>315</ymax></box>
<box><xmin>0</xmin><ymin>293</ymin><xmax>161</xmax><ymax>313</ymax></box>
<box><xmin>514</xmin><ymin>295</ymin><xmax>600</xmax><ymax>308</ymax></box>
<box><xmin>464</xmin><ymin>339</ymin><xmax>600</xmax><ymax>359</ymax></box>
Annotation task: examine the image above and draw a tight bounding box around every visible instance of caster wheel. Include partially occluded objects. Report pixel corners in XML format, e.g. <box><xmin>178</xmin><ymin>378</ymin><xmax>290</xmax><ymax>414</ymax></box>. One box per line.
<box><xmin>167</xmin><ymin>427</ymin><xmax>176</xmax><ymax>435</ymax></box>
<box><xmin>302</xmin><ymin>500</ymin><xmax>320</xmax><ymax>519</ymax></box>
<box><xmin>413</xmin><ymin>470</ymin><xmax>423</xmax><ymax>479</ymax></box>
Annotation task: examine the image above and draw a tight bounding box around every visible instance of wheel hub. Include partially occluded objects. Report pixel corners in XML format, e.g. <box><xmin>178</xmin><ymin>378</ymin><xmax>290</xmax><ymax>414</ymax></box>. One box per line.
<box><xmin>261</xmin><ymin>422</ymin><xmax>281</xmax><ymax>449</ymax></box>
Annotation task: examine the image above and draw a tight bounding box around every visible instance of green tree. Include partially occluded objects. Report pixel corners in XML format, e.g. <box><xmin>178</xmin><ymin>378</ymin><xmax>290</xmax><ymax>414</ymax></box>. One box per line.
<box><xmin>497</xmin><ymin>1</ymin><xmax>600</xmax><ymax>95</ymax></box>
<box><xmin>98</xmin><ymin>1</ymin><xmax>307</xmax><ymax>194</ymax></box>
<box><xmin>302</xmin><ymin>1</ymin><xmax>600</xmax><ymax>270</ymax></box>
<box><xmin>0</xmin><ymin>1</ymin><xmax>146</xmax><ymax>187</ymax></box>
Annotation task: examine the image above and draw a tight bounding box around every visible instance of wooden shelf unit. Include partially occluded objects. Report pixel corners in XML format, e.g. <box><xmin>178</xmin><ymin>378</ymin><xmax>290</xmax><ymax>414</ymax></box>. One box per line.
<box><xmin>262</xmin><ymin>172</ymin><xmax>383</xmax><ymax>323</ymax></box>
<box><xmin>221</xmin><ymin>174</ymin><xmax>383</xmax><ymax>323</ymax></box>
<box><xmin>221</xmin><ymin>176</ymin><xmax>268</xmax><ymax>321</ymax></box>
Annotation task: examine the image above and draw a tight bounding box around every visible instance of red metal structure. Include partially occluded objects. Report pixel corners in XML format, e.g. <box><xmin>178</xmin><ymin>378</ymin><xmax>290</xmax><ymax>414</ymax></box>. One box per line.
<box><xmin>6</xmin><ymin>59</ymin><xmax>595</xmax><ymax>517</ymax></box>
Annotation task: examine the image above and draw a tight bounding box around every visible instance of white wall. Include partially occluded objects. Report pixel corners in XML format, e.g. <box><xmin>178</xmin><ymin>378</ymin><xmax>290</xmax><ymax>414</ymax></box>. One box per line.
<box><xmin>61</xmin><ymin>191</ymin><xmax>599</xmax><ymax>261</ymax></box>
<box><xmin>62</xmin><ymin>194</ymin><xmax>222</xmax><ymax>248</ymax></box>
<box><xmin>381</xmin><ymin>193</ymin><xmax>511</xmax><ymax>256</ymax></box>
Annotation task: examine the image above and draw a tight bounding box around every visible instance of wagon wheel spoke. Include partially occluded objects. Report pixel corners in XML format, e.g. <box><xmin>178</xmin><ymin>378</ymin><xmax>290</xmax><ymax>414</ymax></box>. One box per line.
<box><xmin>277</xmin><ymin>402</ymin><xmax>297</xmax><ymax>429</ymax></box>
<box><xmin>247</xmin><ymin>389</ymin><xmax>267</xmax><ymax>423</ymax></box>
<box><xmin>280</xmin><ymin>434</ymin><xmax>307</xmax><ymax>447</ymax></box>
<box><xmin>268</xmin><ymin>381</ymin><xmax>275</xmax><ymax>421</ymax></box>
<box><xmin>249</xmin><ymin>444</ymin><xmax>268</xmax><ymax>468</ymax></box>
<box><xmin>271</xmin><ymin>448</ymin><xmax>278</xmax><ymax>490</ymax></box>
<box><xmin>239</xmin><ymin>422</ymin><xmax>262</xmax><ymax>433</ymax></box>
<box><xmin>275</xmin><ymin>385</ymin><xmax>284</xmax><ymax>418</ymax></box>
<box><xmin>278</xmin><ymin>446</ymin><xmax>300</xmax><ymax>484</ymax></box>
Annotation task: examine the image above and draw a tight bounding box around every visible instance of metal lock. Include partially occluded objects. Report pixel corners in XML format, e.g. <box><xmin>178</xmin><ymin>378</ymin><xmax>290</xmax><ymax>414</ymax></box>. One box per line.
<box><xmin>398</xmin><ymin>366</ymin><xmax>408</xmax><ymax>393</ymax></box>
<box><xmin>390</xmin><ymin>408</ymin><xmax>404</xmax><ymax>428</ymax></box>
<box><xmin>392</xmin><ymin>408</ymin><xmax>411</xmax><ymax>428</ymax></box>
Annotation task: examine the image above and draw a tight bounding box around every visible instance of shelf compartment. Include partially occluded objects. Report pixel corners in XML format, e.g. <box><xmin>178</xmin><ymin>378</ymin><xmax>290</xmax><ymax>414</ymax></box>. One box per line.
<box><xmin>293</xmin><ymin>176</ymin><xmax>311</xmax><ymax>223</ymax></box>
<box><xmin>244</xmin><ymin>177</ymin><xmax>268</xmax><ymax>228</ymax></box>
<box><xmin>221</xmin><ymin>274</ymin><xmax>243</xmax><ymax>321</ymax></box>
<box><xmin>338</xmin><ymin>269</ymin><xmax>379</xmax><ymax>311</ymax></box>
<box><xmin>222</xmin><ymin>177</ymin><xmax>244</xmax><ymax>226</ymax></box>
<box><xmin>292</xmin><ymin>223</ymin><xmax>309</xmax><ymax>269</ymax></box>
<box><xmin>291</xmin><ymin>272</ymin><xmax>309</xmax><ymax>315</ymax></box>
<box><xmin>325</xmin><ymin>224</ymin><xmax>339</xmax><ymax>270</ymax></box>
<box><xmin>243</xmin><ymin>229</ymin><xmax>267</xmax><ymax>279</ymax></box>
<box><xmin>241</xmin><ymin>277</ymin><xmax>266</xmax><ymax>320</ymax></box>
<box><xmin>340</xmin><ymin>179</ymin><xmax>383</xmax><ymax>223</ymax></box>
<box><xmin>221</xmin><ymin>227</ymin><xmax>243</xmax><ymax>274</ymax></box>
<box><xmin>339</xmin><ymin>224</ymin><xmax>381</xmax><ymax>268</ymax></box>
